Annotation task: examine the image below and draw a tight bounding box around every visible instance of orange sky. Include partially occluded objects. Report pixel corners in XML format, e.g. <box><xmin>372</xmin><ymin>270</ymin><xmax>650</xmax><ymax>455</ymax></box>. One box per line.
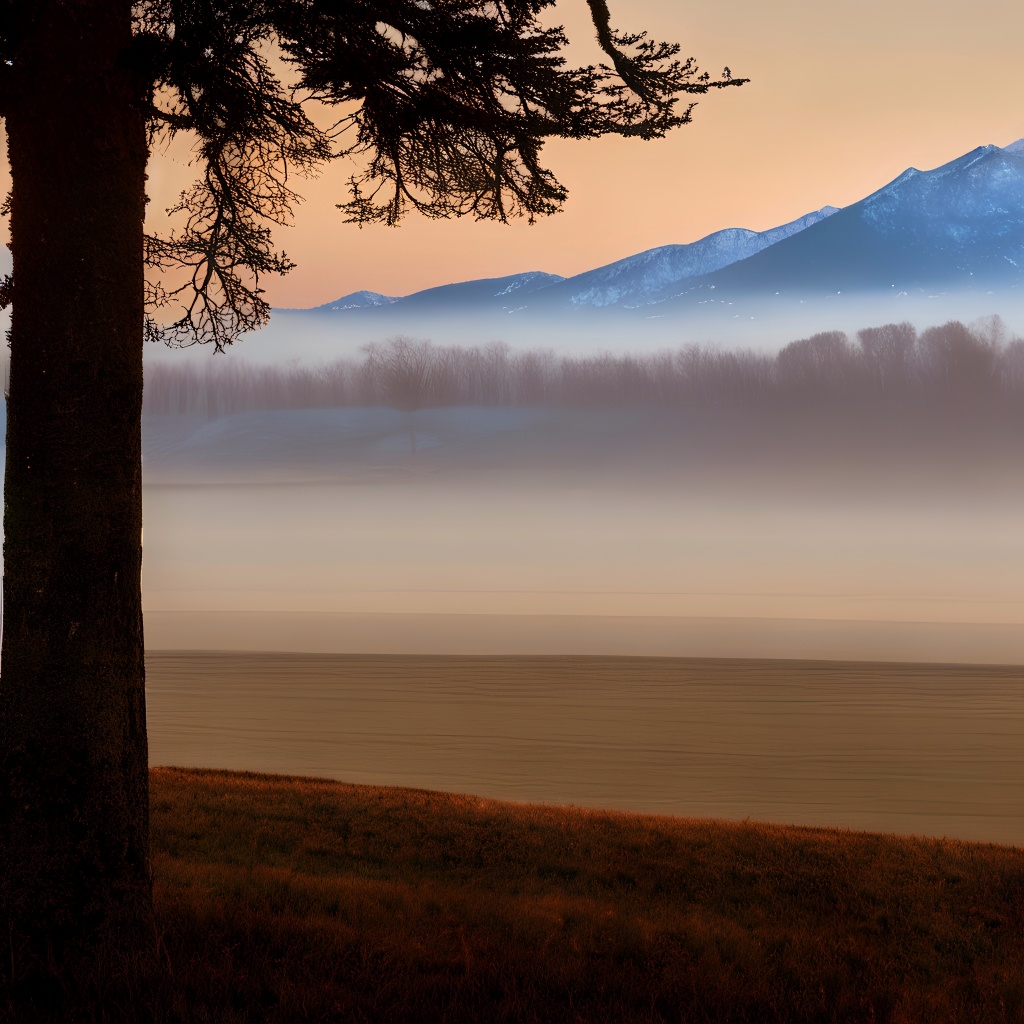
<box><xmin>5</xmin><ymin>0</ymin><xmax>1024</xmax><ymax>306</ymax></box>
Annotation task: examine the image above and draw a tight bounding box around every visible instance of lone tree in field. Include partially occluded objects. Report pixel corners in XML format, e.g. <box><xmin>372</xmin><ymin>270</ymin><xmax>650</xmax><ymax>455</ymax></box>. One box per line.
<box><xmin>0</xmin><ymin>0</ymin><xmax>742</xmax><ymax>974</ymax></box>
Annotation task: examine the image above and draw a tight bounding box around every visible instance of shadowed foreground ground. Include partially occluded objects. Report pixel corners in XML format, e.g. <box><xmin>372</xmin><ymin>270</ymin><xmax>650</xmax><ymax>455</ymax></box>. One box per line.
<box><xmin>110</xmin><ymin>768</ymin><xmax>1023</xmax><ymax>1022</ymax></box>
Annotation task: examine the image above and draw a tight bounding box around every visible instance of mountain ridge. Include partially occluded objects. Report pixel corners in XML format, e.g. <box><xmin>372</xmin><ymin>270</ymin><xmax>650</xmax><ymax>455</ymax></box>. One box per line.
<box><xmin>286</xmin><ymin>138</ymin><xmax>1024</xmax><ymax>321</ymax></box>
<box><xmin>668</xmin><ymin>141</ymin><xmax>1024</xmax><ymax>302</ymax></box>
<box><xmin>541</xmin><ymin>206</ymin><xmax>840</xmax><ymax>310</ymax></box>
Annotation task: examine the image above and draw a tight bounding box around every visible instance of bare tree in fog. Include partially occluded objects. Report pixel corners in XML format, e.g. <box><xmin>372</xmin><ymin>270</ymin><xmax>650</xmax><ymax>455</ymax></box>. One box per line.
<box><xmin>144</xmin><ymin>319</ymin><xmax>1024</xmax><ymax>419</ymax></box>
<box><xmin>145</xmin><ymin>357</ymin><xmax>355</xmax><ymax>417</ymax></box>
<box><xmin>362</xmin><ymin>338</ymin><xmax>434</xmax><ymax>452</ymax></box>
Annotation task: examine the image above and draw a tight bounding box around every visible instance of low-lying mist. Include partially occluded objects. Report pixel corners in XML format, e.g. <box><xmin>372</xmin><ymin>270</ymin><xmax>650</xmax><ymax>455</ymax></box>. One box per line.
<box><xmin>145</xmin><ymin>317</ymin><xmax>1024</xmax><ymax>418</ymax></box>
<box><xmin>143</xmin><ymin>317</ymin><xmax>1024</xmax><ymax>495</ymax></box>
<box><xmin>137</xmin><ymin>317</ymin><xmax>1024</xmax><ymax>660</ymax></box>
<box><xmin>143</xmin><ymin>286</ymin><xmax>1024</xmax><ymax>365</ymax></box>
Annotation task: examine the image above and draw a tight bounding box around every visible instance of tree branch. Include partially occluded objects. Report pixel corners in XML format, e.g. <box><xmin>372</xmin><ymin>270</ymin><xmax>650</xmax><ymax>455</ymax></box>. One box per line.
<box><xmin>136</xmin><ymin>0</ymin><xmax>746</xmax><ymax>348</ymax></box>
<box><xmin>0</xmin><ymin>51</ymin><xmax>15</xmax><ymax>119</ymax></box>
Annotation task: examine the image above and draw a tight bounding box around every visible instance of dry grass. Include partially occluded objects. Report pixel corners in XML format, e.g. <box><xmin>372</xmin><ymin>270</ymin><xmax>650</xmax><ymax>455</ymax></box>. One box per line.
<box><xmin>5</xmin><ymin>766</ymin><xmax>1023</xmax><ymax>1021</ymax></box>
<box><xmin>122</xmin><ymin>767</ymin><xmax>1024</xmax><ymax>1023</ymax></box>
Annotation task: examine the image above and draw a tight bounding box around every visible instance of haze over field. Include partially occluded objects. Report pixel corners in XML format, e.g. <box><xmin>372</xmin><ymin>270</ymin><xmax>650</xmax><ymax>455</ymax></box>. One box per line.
<box><xmin>0</xmin><ymin>104</ymin><xmax>1017</xmax><ymax>856</ymax></box>
<box><xmin>129</xmin><ymin>316</ymin><xmax>1024</xmax><ymax>664</ymax></box>
<box><xmin>136</xmin><ymin>317</ymin><xmax>1024</xmax><ymax>837</ymax></box>
<box><xmin>6</xmin><ymin>134</ymin><xmax>1024</xmax><ymax>667</ymax></box>
<box><xmin>134</xmin><ymin>317</ymin><xmax>1024</xmax><ymax>838</ymax></box>
<box><xmin>116</xmin><ymin>104</ymin><xmax>1024</xmax><ymax>845</ymax></box>
<box><xmin>9</xmin><ymin>5</ymin><xmax>1024</xmax><ymax>1008</ymax></box>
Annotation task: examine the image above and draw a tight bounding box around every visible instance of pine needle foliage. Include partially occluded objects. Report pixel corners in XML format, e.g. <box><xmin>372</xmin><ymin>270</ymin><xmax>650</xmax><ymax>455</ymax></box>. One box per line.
<box><xmin>1</xmin><ymin>0</ymin><xmax>744</xmax><ymax>350</ymax></box>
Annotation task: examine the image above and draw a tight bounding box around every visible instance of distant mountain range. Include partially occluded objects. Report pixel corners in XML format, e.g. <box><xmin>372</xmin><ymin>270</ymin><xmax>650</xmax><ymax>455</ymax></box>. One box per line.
<box><xmin>292</xmin><ymin>139</ymin><xmax>1024</xmax><ymax>322</ymax></box>
<box><xmin>313</xmin><ymin>270</ymin><xmax>565</xmax><ymax>315</ymax></box>
<box><xmin>682</xmin><ymin>140</ymin><xmax>1024</xmax><ymax>302</ymax></box>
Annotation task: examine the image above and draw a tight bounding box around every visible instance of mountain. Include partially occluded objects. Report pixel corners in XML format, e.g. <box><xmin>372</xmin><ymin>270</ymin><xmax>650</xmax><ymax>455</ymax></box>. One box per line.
<box><xmin>549</xmin><ymin>207</ymin><xmax>838</xmax><ymax>309</ymax></box>
<box><xmin>315</xmin><ymin>290</ymin><xmax>397</xmax><ymax>311</ymax></box>
<box><xmin>673</xmin><ymin>142</ymin><xmax>1024</xmax><ymax>301</ymax></box>
<box><xmin>306</xmin><ymin>271</ymin><xmax>564</xmax><ymax>315</ymax></box>
<box><xmin>275</xmin><ymin>138</ymin><xmax>1024</xmax><ymax>349</ymax></box>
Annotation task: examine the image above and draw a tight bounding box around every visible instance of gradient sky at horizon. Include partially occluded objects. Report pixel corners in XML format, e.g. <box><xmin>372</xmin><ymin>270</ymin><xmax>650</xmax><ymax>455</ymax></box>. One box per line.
<box><xmin>4</xmin><ymin>0</ymin><xmax>1024</xmax><ymax>307</ymax></box>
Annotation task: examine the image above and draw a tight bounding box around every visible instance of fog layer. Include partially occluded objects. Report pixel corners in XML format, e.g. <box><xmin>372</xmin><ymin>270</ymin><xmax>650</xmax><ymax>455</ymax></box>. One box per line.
<box><xmin>144</xmin><ymin>289</ymin><xmax>1024</xmax><ymax>365</ymax></box>
<box><xmin>141</xmin><ymin>320</ymin><xmax>1024</xmax><ymax>660</ymax></box>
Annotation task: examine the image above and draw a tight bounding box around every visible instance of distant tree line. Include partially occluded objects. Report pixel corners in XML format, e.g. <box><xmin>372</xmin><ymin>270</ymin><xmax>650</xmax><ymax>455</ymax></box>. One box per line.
<box><xmin>143</xmin><ymin>318</ymin><xmax>1024</xmax><ymax>417</ymax></box>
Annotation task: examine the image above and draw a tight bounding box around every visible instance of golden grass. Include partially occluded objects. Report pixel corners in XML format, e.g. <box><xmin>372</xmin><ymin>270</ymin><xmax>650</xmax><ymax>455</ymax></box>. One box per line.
<box><xmin>131</xmin><ymin>767</ymin><xmax>1024</xmax><ymax>1023</ymax></box>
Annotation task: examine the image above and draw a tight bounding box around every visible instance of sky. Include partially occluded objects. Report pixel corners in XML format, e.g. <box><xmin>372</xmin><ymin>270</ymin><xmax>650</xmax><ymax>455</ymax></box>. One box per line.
<box><xmin>153</xmin><ymin>0</ymin><xmax>1024</xmax><ymax>307</ymax></box>
<box><xmin>3</xmin><ymin>0</ymin><xmax>1024</xmax><ymax>307</ymax></box>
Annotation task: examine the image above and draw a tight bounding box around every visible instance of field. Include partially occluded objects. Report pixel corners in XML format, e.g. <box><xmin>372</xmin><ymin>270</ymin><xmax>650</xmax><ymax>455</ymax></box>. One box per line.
<box><xmin>122</xmin><ymin>768</ymin><xmax>1024</xmax><ymax>1022</ymax></box>
<box><xmin>146</xmin><ymin>653</ymin><xmax>1024</xmax><ymax>845</ymax></box>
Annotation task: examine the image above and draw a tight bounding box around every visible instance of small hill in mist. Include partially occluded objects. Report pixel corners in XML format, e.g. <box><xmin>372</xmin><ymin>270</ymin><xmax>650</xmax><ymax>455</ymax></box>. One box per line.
<box><xmin>306</xmin><ymin>271</ymin><xmax>565</xmax><ymax>315</ymax></box>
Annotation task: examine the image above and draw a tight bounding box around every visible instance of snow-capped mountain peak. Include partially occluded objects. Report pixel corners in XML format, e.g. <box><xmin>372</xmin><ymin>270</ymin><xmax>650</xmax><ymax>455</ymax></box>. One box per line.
<box><xmin>317</xmin><ymin>290</ymin><xmax>396</xmax><ymax>311</ymax></box>
<box><xmin>689</xmin><ymin>138</ymin><xmax>1024</xmax><ymax>296</ymax></box>
<box><xmin>296</xmin><ymin>138</ymin><xmax>1024</xmax><ymax>320</ymax></box>
<box><xmin>561</xmin><ymin>206</ymin><xmax>839</xmax><ymax>308</ymax></box>
<box><xmin>494</xmin><ymin>271</ymin><xmax>565</xmax><ymax>297</ymax></box>
<box><xmin>859</xmin><ymin>142</ymin><xmax>1024</xmax><ymax>242</ymax></box>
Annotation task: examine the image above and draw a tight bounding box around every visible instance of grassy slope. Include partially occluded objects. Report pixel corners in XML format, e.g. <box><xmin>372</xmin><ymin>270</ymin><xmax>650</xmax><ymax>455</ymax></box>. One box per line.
<box><xmin>146</xmin><ymin>767</ymin><xmax>1024</xmax><ymax>1023</ymax></box>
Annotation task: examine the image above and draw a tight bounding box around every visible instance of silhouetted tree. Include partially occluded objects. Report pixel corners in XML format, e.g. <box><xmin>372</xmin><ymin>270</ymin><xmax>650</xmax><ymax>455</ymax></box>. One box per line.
<box><xmin>0</xmin><ymin>0</ymin><xmax>743</xmax><ymax>981</ymax></box>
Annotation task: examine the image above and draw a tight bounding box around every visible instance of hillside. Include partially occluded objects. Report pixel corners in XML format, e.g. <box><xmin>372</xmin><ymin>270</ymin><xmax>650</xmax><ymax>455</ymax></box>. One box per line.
<box><xmin>683</xmin><ymin>143</ymin><xmax>1024</xmax><ymax>300</ymax></box>
<box><xmin>286</xmin><ymin>139</ymin><xmax>1024</xmax><ymax>324</ymax></box>
<box><xmin>232</xmin><ymin>140</ymin><xmax>1024</xmax><ymax>358</ymax></box>
<box><xmin>16</xmin><ymin>767</ymin><xmax>1020</xmax><ymax>1023</ymax></box>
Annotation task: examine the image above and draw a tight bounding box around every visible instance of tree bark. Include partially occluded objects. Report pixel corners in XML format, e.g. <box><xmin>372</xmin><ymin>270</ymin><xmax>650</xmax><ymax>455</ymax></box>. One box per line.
<box><xmin>0</xmin><ymin>0</ymin><xmax>152</xmax><ymax>973</ymax></box>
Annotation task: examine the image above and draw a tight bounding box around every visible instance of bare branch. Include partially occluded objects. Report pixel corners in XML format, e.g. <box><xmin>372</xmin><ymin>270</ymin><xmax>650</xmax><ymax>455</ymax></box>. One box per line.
<box><xmin>134</xmin><ymin>0</ymin><xmax>745</xmax><ymax>347</ymax></box>
<box><xmin>138</xmin><ymin>0</ymin><xmax>331</xmax><ymax>348</ymax></box>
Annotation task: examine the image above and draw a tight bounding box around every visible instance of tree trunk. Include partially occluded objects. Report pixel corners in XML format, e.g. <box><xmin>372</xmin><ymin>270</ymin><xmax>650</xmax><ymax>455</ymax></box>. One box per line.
<box><xmin>0</xmin><ymin>0</ymin><xmax>152</xmax><ymax>975</ymax></box>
